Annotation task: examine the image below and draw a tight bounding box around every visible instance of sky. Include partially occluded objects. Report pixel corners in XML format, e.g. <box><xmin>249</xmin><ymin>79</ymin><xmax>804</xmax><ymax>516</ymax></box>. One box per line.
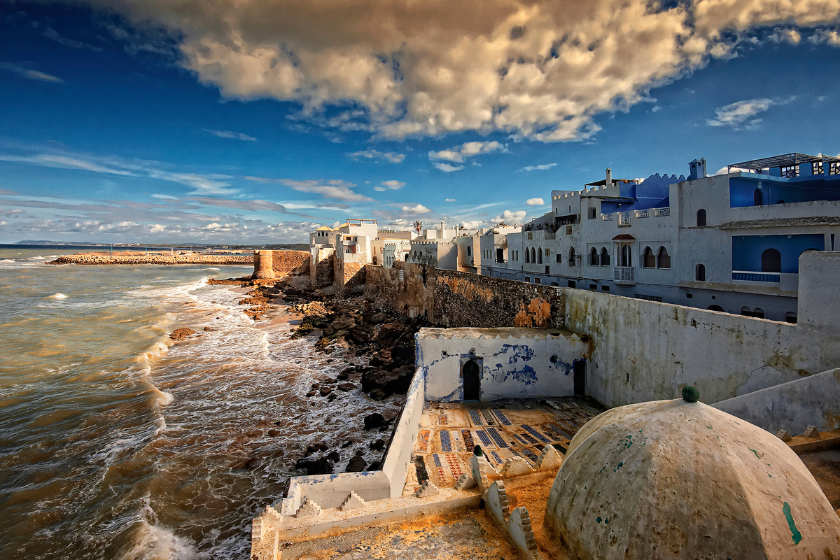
<box><xmin>1</xmin><ymin>0</ymin><xmax>840</xmax><ymax>244</ymax></box>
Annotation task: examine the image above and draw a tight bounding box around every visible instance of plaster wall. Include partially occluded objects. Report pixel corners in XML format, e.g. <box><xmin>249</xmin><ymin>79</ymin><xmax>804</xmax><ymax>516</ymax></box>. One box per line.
<box><xmin>564</xmin><ymin>287</ymin><xmax>840</xmax><ymax>408</ymax></box>
<box><xmin>382</xmin><ymin>369</ymin><xmax>426</xmax><ymax>497</ymax></box>
<box><xmin>714</xmin><ymin>368</ymin><xmax>840</xmax><ymax>434</ymax></box>
<box><xmin>416</xmin><ymin>328</ymin><xmax>588</xmax><ymax>402</ymax></box>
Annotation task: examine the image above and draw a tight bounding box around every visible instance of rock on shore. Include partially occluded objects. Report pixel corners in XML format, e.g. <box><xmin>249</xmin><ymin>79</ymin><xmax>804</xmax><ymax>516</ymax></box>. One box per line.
<box><xmin>48</xmin><ymin>253</ymin><xmax>253</xmax><ymax>265</ymax></box>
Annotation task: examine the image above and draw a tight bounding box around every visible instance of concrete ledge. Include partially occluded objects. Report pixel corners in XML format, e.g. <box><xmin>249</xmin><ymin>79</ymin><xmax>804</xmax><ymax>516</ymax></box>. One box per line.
<box><xmin>788</xmin><ymin>430</ymin><xmax>840</xmax><ymax>453</ymax></box>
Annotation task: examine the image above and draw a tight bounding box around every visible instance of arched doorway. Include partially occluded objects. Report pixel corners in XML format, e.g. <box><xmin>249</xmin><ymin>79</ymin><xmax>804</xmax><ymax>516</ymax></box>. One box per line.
<box><xmin>463</xmin><ymin>360</ymin><xmax>481</xmax><ymax>401</ymax></box>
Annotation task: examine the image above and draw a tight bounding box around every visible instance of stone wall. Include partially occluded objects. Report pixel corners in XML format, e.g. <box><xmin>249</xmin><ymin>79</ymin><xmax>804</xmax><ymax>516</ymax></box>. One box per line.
<box><xmin>271</xmin><ymin>250</ymin><xmax>310</xmax><ymax>277</ymax></box>
<box><xmin>49</xmin><ymin>253</ymin><xmax>253</xmax><ymax>265</ymax></box>
<box><xmin>364</xmin><ymin>262</ymin><xmax>564</xmax><ymax>329</ymax></box>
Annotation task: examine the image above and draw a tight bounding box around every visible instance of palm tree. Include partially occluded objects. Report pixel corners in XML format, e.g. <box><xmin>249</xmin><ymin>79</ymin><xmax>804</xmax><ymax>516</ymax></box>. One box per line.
<box><xmin>414</xmin><ymin>221</ymin><xmax>423</xmax><ymax>235</ymax></box>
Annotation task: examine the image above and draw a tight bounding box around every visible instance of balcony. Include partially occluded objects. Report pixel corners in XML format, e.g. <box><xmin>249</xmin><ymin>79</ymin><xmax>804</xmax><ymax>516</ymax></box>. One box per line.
<box><xmin>613</xmin><ymin>266</ymin><xmax>636</xmax><ymax>285</ymax></box>
<box><xmin>732</xmin><ymin>271</ymin><xmax>780</xmax><ymax>283</ymax></box>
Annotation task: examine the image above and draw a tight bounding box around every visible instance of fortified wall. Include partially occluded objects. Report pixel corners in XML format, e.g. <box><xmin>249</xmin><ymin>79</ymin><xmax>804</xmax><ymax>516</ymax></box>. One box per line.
<box><xmin>365</xmin><ymin>262</ymin><xmax>564</xmax><ymax>329</ymax></box>
<box><xmin>363</xmin><ymin>253</ymin><xmax>840</xmax><ymax>431</ymax></box>
<box><xmin>252</xmin><ymin>250</ymin><xmax>310</xmax><ymax>280</ymax></box>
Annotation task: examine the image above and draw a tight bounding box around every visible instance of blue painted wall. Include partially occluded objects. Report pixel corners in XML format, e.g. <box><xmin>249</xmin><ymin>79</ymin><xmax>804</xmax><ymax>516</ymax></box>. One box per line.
<box><xmin>601</xmin><ymin>173</ymin><xmax>681</xmax><ymax>213</ymax></box>
<box><xmin>729</xmin><ymin>175</ymin><xmax>840</xmax><ymax>208</ymax></box>
<box><xmin>732</xmin><ymin>234</ymin><xmax>824</xmax><ymax>273</ymax></box>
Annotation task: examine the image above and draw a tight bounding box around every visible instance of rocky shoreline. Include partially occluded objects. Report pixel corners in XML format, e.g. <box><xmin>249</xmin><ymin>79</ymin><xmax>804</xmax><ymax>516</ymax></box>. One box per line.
<box><xmin>47</xmin><ymin>253</ymin><xmax>253</xmax><ymax>265</ymax></box>
<box><xmin>182</xmin><ymin>274</ymin><xmax>429</xmax><ymax>476</ymax></box>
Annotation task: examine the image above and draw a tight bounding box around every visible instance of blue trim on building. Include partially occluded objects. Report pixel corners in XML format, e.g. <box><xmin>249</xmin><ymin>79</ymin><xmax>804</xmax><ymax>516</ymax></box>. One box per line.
<box><xmin>732</xmin><ymin>234</ymin><xmax>824</xmax><ymax>273</ymax></box>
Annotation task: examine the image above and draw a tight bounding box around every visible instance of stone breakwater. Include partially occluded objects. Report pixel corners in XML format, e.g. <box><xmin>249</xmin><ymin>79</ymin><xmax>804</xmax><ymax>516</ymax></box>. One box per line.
<box><xmin>47</xmin><ymin>253</ymin><xmax>253</xmax><ymax>265</ymax></box>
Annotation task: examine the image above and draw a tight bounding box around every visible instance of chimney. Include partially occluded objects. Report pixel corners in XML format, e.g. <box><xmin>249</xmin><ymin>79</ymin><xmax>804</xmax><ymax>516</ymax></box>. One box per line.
<box><xmin>440</xmin><ymin>221</ymin><xmax>446</xmax><ymax>239</ymax></box>
<box><xmin>606</xmin><ymin>168</ymin><xmax>612</xmax><ymax>186</ymax></box>
<box><xmin>689</xmin><ymin>158</ymin><xmax>707</xmax><ymax>181</ymax></box>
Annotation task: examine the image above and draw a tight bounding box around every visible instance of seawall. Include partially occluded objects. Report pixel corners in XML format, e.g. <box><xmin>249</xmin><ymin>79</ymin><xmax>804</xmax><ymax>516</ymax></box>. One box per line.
<box><xmin>49</xmin><ymin>253</ymin><xmax>253</xmax><ymax>265</ymax></box>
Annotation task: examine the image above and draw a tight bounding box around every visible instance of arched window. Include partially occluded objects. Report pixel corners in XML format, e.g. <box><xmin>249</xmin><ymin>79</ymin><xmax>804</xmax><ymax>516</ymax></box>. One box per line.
<box><xmin>741</xmin><ymin>306</ymin><xmax>752</xmax><ymax>316</ymax></box>
<box><xmin>601</xmin><ymin>247</ymin><xmax>610</xmax><ymax>266</ymax></box>
<box><xmin>695</xmin><ymin>263</ymin><xmax>706</xmax><ymax>281</ymax></box>
<box><xmin>708</xmin><ymin>305</ymin><xmax>724</xmax><ymax>312</ymax></box>
<box><xmin>568</xmin><ymin>247</ymin><xmax>577</xmax><ymax>266</ymax></box>
<box><xmin>785</xmin><ymin>312</ymin><xmax>798</xmax><ymax>324</ymax></box>
<box><xmin>621</xmin><ymin>245</ymin><xmax>632</xmax><ymax>267</ymax></box>
<box><xmin>761</xmin><ymin>248</ymin><xmax>781</xmax><ymax>273</ymax></box>
<box><xmin>697</xmin><ymin>209</ymin><xmax>707</xmax><ymax>227</ymax></box>
<box><xmin>752</xmin><ymin>308</ymin><xmax>765</xmax><ymax>319</ymax></box>
<box><xmin>531</xmin><ymin>247</ymin><xmax>536</xmax><ymax>264</ymax></box>
<box><xmin>538</xmin><ymin>247</ymin><xmax>543</xmax><ymax>264</ymax></box>
<box><xmin>643</xmin><ymin>246</ymin><xmax>655</xmax><ymax>268</ymax></box>
<box><xmin>657</xmin><ymin>247</ymin><xmax>671</xmax><ymax>269</ymax></box>
<box><xmin>589</xmin><ymin>247</ymin><xmax>599</xmax><ymax>266</ymax></box>
<box><xmin>525</xmin><ymin>249</ymin><xmax>530</xmax><ymax>263</ymax></box>
<box><xmin>754</xmin><ymin>188</ymin><xmax>763</xmax><ymax>206</ymax></box>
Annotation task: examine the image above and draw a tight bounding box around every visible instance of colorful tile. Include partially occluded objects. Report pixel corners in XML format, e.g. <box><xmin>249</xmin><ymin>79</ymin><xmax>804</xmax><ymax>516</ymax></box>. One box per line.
<box><xmin>490</xmin><ymin>451</ymin><xmax>503</xmax><ymax>465</ymax></box>
<box><xmin>439</xmin><ymin>430</ymin><xmax>452</xmax><ymax>452</ymax></box>
<box><xmin>480</xmin><ymin>409</ymin><xmax>497</xmax><ymax>425</ymax></box>
<box><xmin>439</xmin><ymin>413</ymin><xmax>448</xmax><ymax>426</ymax></box>
<box><xmin>476</xmin><ymin>429</ymin><xmax>492</xmax><ymax>447</ymax></box>
<box><xmin>418</xmin><ymin>429</ymin><xmax>430</xmax><ymax>452</ymax></box>
<box><xmin>461</xmin><ymin>430</ymin><xmax>475</xmax><ymax>450</ymax></box>
<box><xmin>468</xmin><ymin>409</ymin><xmax>483</xmax><ymax>425</ymax></box>
<box><xmin>414</xmin><ymin>455</ymin><xmax>429</xmax><ymax>484</ymax></box>
<box><xmin>445</xmin><ymin>453</ymin><xmax>464</xmax><ymax>478</ymax></box>
<box><xmin>492</xmin><ymin>409</ymin><xmax>512</xmax><ymax>426</ymax></box>
<box><xmin>486</xmin><ymin>427</ymin><xmax>509</xmax><ymax>449</ymax></box>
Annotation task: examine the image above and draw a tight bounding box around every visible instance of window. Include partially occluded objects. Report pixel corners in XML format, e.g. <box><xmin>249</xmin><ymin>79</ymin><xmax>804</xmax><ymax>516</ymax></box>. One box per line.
<box><xmin>752</xmin><ymin>308</ymin><xmax>765</xmax><ymax>319</ymax></box>
<box><xmin>538</xmin><ymin>248</ymin><xmax>543</xmax><ymax>264</ymax></box>
<box><xmin>525</xmin><ymin>250</ymin><xmax>530</xmax><ymax>263</ymax></box>
<box><xmin>545</xmin><ymin>249</ymin><xmax>551</xmax><ymax>256</ymax></box>
<box><xmin>467</xmin><ymin>246</ymin><xmax>471</xmax><ymax>256</ymax></box>
<box><xmin>741</xmin><ymin>306</ymin><xmax>752</xmax><ymax>316</ymax></box>
<box><xmin>589</xmin><ymin>247</ymin><xmax>600</xmax><ymax>266</ymax></box>
<box><xmin>545</xmin><ymin>266</ymin><xmax>550</xmax><ymax>274</ymax></box>
<box><xmin>601</xmin><ymin>247</ymin><xmax>610</xmax><ymax>267</ymax></box>
<box><xmin>813</xmin><ymin>161</ymin><xmax>824</xmax><ymax>175</ymax></box>
<box><xmin>754</xmin><ymin>188</ymin><xmax>763</xmax><ymax>206</ymax></box>
<box><xmin>780</xmin><ymin>165</ymin><xmax>798</xmax><ymax>178</ymax></box>
<box><xmin>785</xmin><ymin>312</ymin><xmax>798</xmax><ymax>324</ymax></box>
<box><xmin>831</xmin><ymin>162</ymin><xmax>840</xmax><ymax>175</ymax></box>
<box><xmin>601</xmin><ymin>285</ymin><xmax>610</xmax><ymax>292</ymax></box>
<box><xmin>708</xmin><ymin>305</ymin><xmax>724</xmax><ymax>311</ymax></box>
<box><xmin>695</xmin><ymin>264</ymin><xmax>706</xmax><ymax>281</ymax></box>
<box><xmin>696</xmin><ymin>209</ymin><xmax>706</xmax><ymax>227</ymax></box>
<box><xmin>761</xmin><ymin>248</ymin><xmax>781</xmax><ymax>273</ymax></box>
<box><xmin>525</xmin><ymin>276</ymin><xmax>531</xmax><ymax>283</ymax></box>
<box><xmin>643</xmin><ymin>246</ymin><xmax>655</xmax><ymax>268</ymax></box>
<box><xmin>590</xmin><ymin>284</ymin><xmax>597</xmax><ymax>290</ymax></box>
<box><xmin>535</xmin><ymin>278</ymin><xmax>542</xmax><ymax>285</ymax></box>
<box><xmin>531</xmin><ymin>247</ymin><xmax>536</xmax><ymax>263</ymax></box>
<box><xmin>568</xmin><ymin>247</ymin><xmax>576</xmax><ymax>267</ymax></box>
<box><xmin>568</xmin><ymin>280</ymin><xmax>576</xmax><ymax>288</ymax></box>
<box><xmin>657</xmin><ymin>247</ymin><xmax>671</xmax><ymax>269</ymax></box>
<box><xmin>621</xmin><ymin>245</ymin><xmax>632</xmax><ymax>267</ymax></box>
<box><xmin>556</xmin><ymin>254</ymin><xmax>562</xmax><ymax>263</ymax></box>
<box><xmin>588</xmin><ymin>207</ymin><xmax>597</xmax><ymax>219</ymax></box>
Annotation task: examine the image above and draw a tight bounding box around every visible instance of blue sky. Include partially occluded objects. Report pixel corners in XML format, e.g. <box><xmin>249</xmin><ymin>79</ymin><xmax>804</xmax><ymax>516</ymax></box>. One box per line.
<box><xmin>1</xmin><ymin>0</ymin><xmax>839</xmax><ymax>243</ymax></box>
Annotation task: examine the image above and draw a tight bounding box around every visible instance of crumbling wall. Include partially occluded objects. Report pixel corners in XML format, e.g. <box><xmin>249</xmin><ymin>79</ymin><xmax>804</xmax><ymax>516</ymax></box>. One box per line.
<box><xmin>311</xmin><ymin>252</ymin><xmax>334</xmax><ymax>287</ymax></box>
<box><xmin>364</xmin><ymin>262</ymin><xmax>564</xmax><ymax>328</ymax></box>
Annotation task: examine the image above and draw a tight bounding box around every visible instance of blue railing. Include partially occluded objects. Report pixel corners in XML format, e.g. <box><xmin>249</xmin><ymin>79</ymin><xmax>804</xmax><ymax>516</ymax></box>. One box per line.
<box><xmin>732</xmin><ymin>272</ymin><xmax>780</xmax><ymax>283</ymax></box>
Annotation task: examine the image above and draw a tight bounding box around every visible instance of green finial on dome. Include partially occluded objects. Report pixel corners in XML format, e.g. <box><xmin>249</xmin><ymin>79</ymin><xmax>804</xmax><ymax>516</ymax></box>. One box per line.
<box><xmin>473</xmin><ymin>445</ymin><xmax>483</xmax><ymax>456</ymax></box>
<box><xmin>682</xmin><ymin>386</ymin><xmax>700</xmax><ymax>403</ymax></box>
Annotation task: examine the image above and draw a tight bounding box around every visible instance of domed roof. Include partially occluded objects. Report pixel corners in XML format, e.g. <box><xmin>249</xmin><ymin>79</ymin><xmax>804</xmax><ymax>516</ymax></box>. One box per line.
<box><xmin>545</xmin><ymin>397</ymin><xmax>840</xmax><ymax>560</ymax></box>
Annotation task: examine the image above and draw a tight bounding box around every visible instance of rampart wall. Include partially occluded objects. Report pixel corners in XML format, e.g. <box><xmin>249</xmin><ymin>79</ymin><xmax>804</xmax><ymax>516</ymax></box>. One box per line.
<box><xmin>365</xmin><ymin>262</ymin><xmax>564</xmax><ymax>329</ymax></box>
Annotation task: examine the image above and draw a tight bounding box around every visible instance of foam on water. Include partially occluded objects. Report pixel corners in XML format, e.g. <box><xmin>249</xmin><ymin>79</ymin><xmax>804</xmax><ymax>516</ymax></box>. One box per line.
<box><xmin>48</xmin><ymin>292</ymin><xmax>68</xmax><ymax>299</ymax></box>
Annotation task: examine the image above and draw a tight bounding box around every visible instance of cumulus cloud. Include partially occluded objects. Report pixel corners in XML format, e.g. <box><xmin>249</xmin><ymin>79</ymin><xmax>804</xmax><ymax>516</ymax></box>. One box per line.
<box><xmin>492</xmin><ymin>209</ymin><xmax>527</xmax><ymax>223</ymax></box>
<box><xmin>809</xmin><ymin>29</ymin><xmax>840</xmax><ymax>46</ymax></box>
<box><xmin>432</xmin><ymin>163</ymin><xmax>463</xmax><ymax>173</ymax></box>
<box><xmin>374</xmin><ymin>180</ymin><xmax>406</xmax><ymax>191</ymax></box>
<box><xmin>445</xmin><ymin>198</ymin><xmax>456</xmax><ymax>202</ymax></box>
<box><xmin>706</xmin><ymin>97</ymin><xmax>795</xmax><ymax>129</ymax></box>
<box><xmin>348</xmin><ymin>149</ymin><xmax>406</xmax><ymax>163</ymax></box>
<box><xmin>520</xmin><ymin>163</ymin><xmax>557</xmax><ymax>172</ymax></box>
<box><xmin>768</xmin><ymin>27</ymin><xmax>802</xmax><ymax>44</ymax></box>
<box><xmin>526</xmin><ymin>198</ymin><xmax>545</xmax><ymax>205</ymax></box>
<box><xmin>0</xmin><ymin>62</ymin><xmax>63</xmax><ymax>83</ymax></box>
<box><xmin>206</xmin><ymin>129</ymin><xmax>257</xmax><ymax>141</ymax></box>
<box><xmin>278</xmin><ymin>179</ymin><xmax>374</xmax><ymax>202</ymax></box>
<box><xmin>401</xmin><ymin>204</ymin><xmax>431</xmax><ymax>215</ymax></box>
<box><xmin>429</xmin><ymin>141</ymin><xmax>506</xmax><ymax>163</ymax></box>
<box><xmin>71</xmin><ymin>0</ymin><xmax>840</xmax><ymax>142</ymax></box>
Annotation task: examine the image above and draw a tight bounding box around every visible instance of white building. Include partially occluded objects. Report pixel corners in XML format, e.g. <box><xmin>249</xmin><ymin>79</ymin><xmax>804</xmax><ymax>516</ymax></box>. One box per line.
<box><xmin>490</xmin><ymin>153</ymin><xmax>840</xmax><ymax>322</ymax></box>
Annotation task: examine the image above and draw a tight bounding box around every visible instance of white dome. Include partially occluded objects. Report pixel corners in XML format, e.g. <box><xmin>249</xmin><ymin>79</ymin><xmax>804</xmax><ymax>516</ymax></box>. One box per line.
<box><xmin>545</xmin><ymin>398</ymin><xmax>840</xmax><ymax>559</ymax></box>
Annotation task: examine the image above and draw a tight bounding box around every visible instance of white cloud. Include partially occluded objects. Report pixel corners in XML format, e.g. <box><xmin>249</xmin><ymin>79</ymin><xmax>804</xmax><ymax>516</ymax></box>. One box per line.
<box><xmin>492</xmin><ymin>210</ymin><xmax>527</xmax><ymax>224</ymax></box>
<box><xmin>206</xmin><ymin>129</ymin><xmax>257</xmax><ymax>141</ymax></box>
<box><xmin>433</xmin><ymin>163</ymin><xmax>465</xmax><ymax>173</ymax></box>
<box><xmin>706</xmin><ymin>98</ymin><xmax>776</xmax><ymax>129</ymax></box>
<box><xmin>651</xmin><ymin>105</ymin><xmax>662</xmax><ymax>112</ymax></box>
<box><xmin>768</xmin><ymin>28</ymin><xmax>801</xmax><ymax>44</ymax></box>
<box><xmin>0</xmin><ymin>221</ymin><xmax>7</xmax><ymax>226</ymax></box>
<box><xmin>429</xmin><ymin>141</ymin><xmax>506</xmax><ymax>163</ymax></box>
<box><xmin>149</xmin><ymin>224</ymin><xmax>166</xmax><ymax>233</ymax></box>
<box><xmin>459</xmin><ymin>220</ymin><xmax>483</xmax><ymax>230</ymax></box>
<box><xmin>374</xmin><ymin>179</ymin><xmax>406</xmax><ymax>191</ymax></box>
<box><xmin>348</xmin><ymin>149</ymin><xmax>406</xmax><ymax>163</ymax></box>
<box><xmin>0</xmin><ymin>63</ymin><xmax>63</xmax><ymax>83</ymax></box>
<box><xmin>401</xmin><ymin>204</ymin><xmax>431</xmax><ymax>215</ymax></box>
<box><xmin>526</xmin><ymin>198</ymin><xmax>545</xmax><ymax>206</ymax></box>
<box><xmin>445</xmin><ymin>198</ymin><xmax>456</xmax><ymax>202</ymax></box>
<box><xmin>278</xmin><ymin>179</ymin><xmax>374</xmax><ymax>202</ymax></box>
<box><xmin>809</xmin><ymin>29</ymin><xmax>840</xmax><ymax>46</ymax></box>
<box><xmin>520</xmin><ymin>163</ymin><xmax>557</xmax><ymax>172</ymax></box>
<box><xmin>36</xmin><ymin>0</ymin><xmax>840</xmax><ymax>142</ymax></box>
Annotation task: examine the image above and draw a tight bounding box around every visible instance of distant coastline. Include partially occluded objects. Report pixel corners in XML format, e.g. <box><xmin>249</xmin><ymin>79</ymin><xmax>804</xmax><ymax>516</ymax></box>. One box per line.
<box><xmin>47</xmin><ymin>252</ymin><xmax>254</xmax><ymax>265</ymax></box>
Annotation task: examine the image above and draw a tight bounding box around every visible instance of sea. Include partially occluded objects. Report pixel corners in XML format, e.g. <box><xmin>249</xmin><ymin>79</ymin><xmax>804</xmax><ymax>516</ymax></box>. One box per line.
<box><xmin>0</xmin><ymin>247</ymin><xmax>402</xmax><ymax>559</ymax></box>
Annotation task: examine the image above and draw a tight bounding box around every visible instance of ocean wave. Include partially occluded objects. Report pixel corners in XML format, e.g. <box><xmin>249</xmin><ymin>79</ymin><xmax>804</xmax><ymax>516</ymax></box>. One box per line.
<box><xmin>121</xmin><ymin>501</ymin><xmax>202</xmax><ymax>560</ymax></box>
<box><xmin>48</xmin><ymin>293</ymin><xmax>69</xmax><ymax>299</ymax></box>
<box><xmin>27</xmin><ymin>255</ymin><xmax>47</xmax><ymax>260</ymax></box>
<box><xmin>0</xmin><ymin>259</ymin><xmax>14</xmax><ymax>263</ymax></box>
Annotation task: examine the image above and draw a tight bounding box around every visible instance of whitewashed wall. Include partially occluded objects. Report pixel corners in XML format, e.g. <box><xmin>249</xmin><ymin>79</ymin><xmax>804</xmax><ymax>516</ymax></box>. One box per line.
<box><xmin>416</xmin><ymin>328</ymin><xmax>589</xmax><ymax>402</ymax></box>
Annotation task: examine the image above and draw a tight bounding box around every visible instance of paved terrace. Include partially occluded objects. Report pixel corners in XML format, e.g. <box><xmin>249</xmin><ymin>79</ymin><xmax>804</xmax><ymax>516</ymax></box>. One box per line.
<box><xmin>404</xmin><ymin>398</ymin><xmax>603</xmax><ymax>495</ymax></box>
